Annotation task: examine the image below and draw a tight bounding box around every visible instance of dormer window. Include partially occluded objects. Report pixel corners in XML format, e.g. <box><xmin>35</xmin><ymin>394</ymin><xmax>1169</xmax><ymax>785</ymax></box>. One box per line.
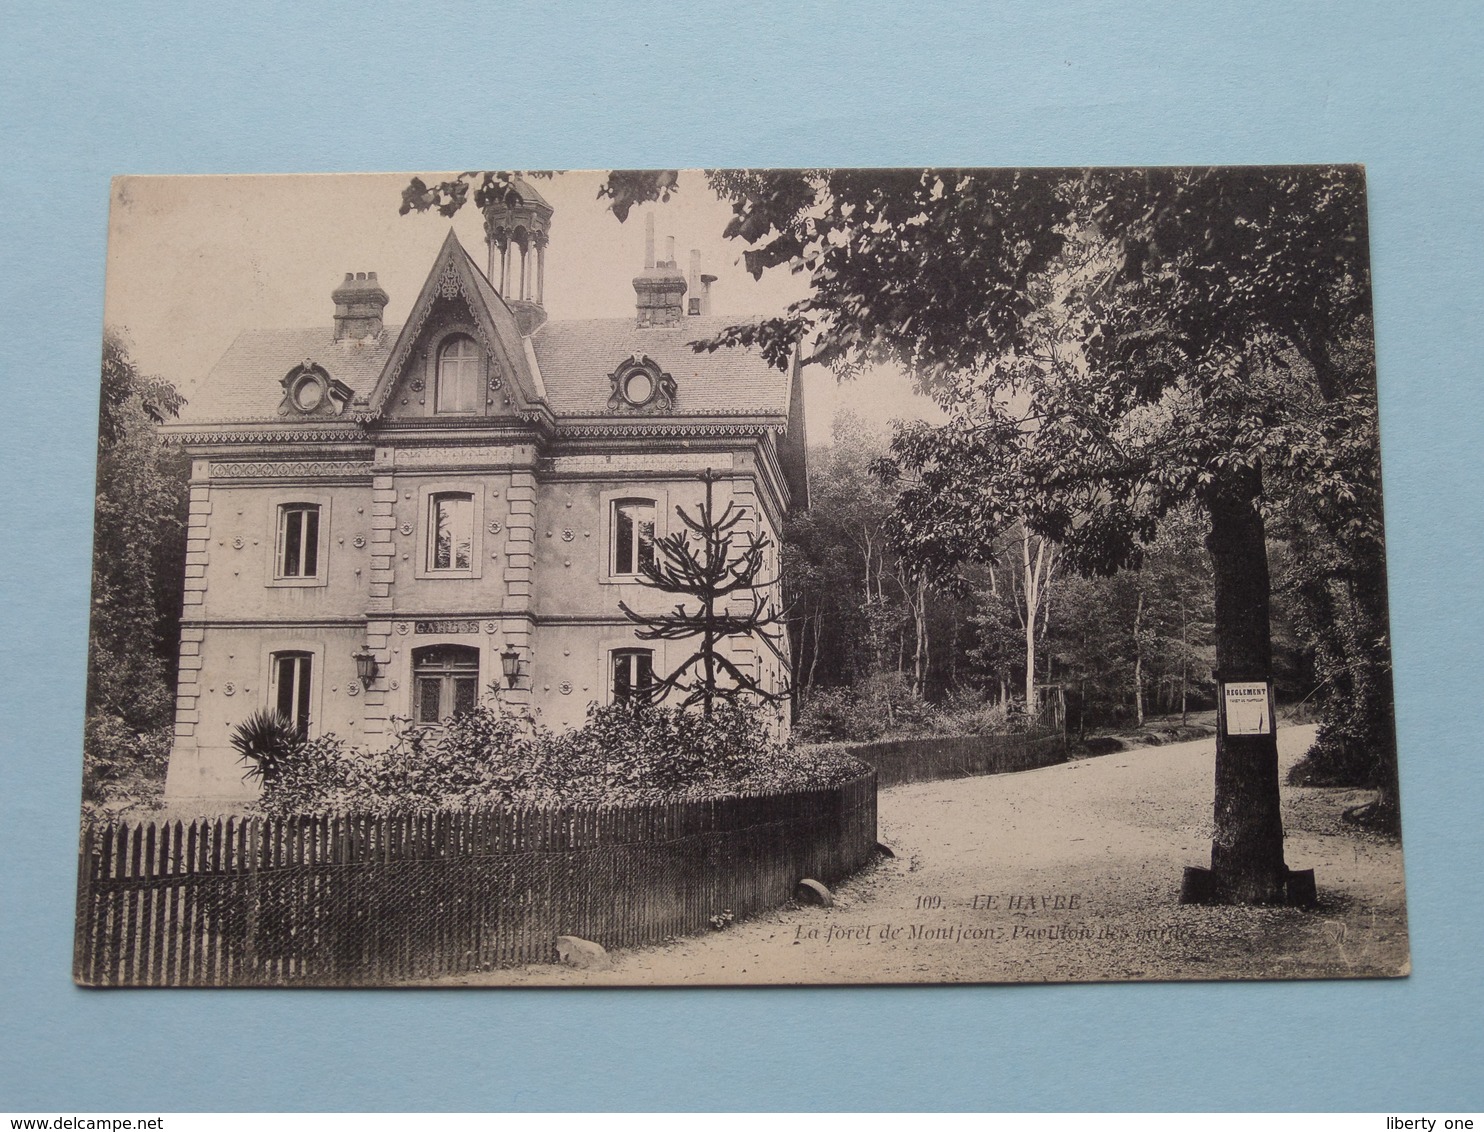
<box><xmin>436</xmin><ymin>335</ymin><xmax>480</xmax><ymax>413</ymax></box>
<box><xmin>278</xmin><ymin>360</ymin><xmax>351</xmax><ymax>417</ymax></box>
<box><xmin>606</xmin><ymin>354</ymin><xmax>677</xmax><ymax>413</ymax></box>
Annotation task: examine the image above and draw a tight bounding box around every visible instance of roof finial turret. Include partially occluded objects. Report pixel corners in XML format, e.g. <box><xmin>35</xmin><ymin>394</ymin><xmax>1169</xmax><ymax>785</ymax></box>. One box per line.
<box><xmin>483</xmin><ymin>176</ymin><xmax>553</xmax><ymax>313</ymax></box>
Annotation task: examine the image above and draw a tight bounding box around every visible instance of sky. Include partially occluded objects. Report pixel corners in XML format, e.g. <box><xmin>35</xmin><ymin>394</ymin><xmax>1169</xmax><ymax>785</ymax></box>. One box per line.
<box><xmin>102</xmin><ymin>170</ymin><xmax>940</xmax><ymax>442</ymax></box>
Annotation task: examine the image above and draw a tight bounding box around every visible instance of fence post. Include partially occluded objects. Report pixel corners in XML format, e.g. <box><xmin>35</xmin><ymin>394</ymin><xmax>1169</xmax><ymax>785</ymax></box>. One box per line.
<box><xmin>244</xmin><ymin>817</ymin><xmax>261</xmax><ymax>980</ymax></box>
<box><xmin>73</xmin><ymin>825</ymin><xmax>93</xmax><ymax>984</ymax></box>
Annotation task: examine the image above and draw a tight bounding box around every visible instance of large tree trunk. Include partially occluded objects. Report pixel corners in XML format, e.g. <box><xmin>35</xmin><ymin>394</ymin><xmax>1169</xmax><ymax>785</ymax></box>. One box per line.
<box><xmin>1018</xmin><ymin>530</ymin><xmax>1054</xmax><ymax>712</ymax></box>
<box><xmin>1204</xmin><ymin>465</ymin><xmax>1288</xmax><ymax>903</ymax></box>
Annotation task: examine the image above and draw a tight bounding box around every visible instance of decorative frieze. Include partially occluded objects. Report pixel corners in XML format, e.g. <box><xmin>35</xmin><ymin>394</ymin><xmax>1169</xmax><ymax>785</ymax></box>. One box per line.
<box><xmin>210</xmin><ymin>460</ymin><xmax>372</xmax><ymax>479</ymax></box>
<box><xmin>546</xmin><ymin>452</ymin><xmax>731</xmax><ymax>474</ymax></box>
<box><xmin>394</xmin><ymin>445</ymin><xmax>522</xmax><ymax>468</ymax></box>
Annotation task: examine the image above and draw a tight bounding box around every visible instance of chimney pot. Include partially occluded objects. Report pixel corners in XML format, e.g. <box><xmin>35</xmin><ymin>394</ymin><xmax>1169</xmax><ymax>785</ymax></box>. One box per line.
<box><xmin>331</xmin><ymin>270</ymin><xmax>389</xmax><ymax>340</ymax></box>
<box><xmin>632</xmin><ymin>221</ymin><xmax>687</xmax><ymax>327</ymax></box>
<box><xmin>688</xmin><ymin>250</ymin><xmax>706</xmax><ymax>317</ymax></box>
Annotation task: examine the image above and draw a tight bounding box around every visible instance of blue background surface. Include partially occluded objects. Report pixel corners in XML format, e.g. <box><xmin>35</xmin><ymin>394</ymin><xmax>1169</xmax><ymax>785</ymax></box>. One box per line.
<box><xmin>1</xmin><ymin>0</ymin><xmax>1480</xmax><ymax>1112</ymax></box>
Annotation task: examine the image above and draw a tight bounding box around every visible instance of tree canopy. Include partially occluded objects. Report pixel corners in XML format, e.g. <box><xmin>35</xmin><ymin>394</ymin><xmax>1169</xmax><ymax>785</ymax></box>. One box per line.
<box><xmin>701</xmin><ymin>166</ymin><xmax>1376</xmax><ymax>571</ymax></box>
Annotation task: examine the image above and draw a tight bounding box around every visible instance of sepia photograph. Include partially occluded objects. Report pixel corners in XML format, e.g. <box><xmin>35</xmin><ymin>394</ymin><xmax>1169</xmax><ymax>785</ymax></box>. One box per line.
<box><xmin>75</xmin><ymin>166</ymin><xmax>1409</xmax><ymax>987</ymax></box>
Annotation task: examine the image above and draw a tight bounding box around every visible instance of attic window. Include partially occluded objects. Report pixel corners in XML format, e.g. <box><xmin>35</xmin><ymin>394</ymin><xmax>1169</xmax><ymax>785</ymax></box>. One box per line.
<box><xmin>289</xmin><ymin>373</ymin><xmax>326</xmax><ymax>413</ymax></box>
<box><xmin>622</xmin><ymin>369</ymin><xmax>655</xmax><ymax>406</ymax></box>
<box><xmin>278</xmin><ymin>361</ymin><xmax>350</xmax><ymax>418</ymax></box>
<box><xmin>606</xmin><ymin>354</ymin><xmax>677</xmax><ymax>414</ymax></box>
<box><xmin>436</xmin><ymin>335</ymin><xmax>481</xmax><ymax>414</ymax></box>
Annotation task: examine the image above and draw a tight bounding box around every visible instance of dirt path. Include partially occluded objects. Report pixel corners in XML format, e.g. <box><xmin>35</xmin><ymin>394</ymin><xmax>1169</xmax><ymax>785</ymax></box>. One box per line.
<box><xmin>436</xmin><ymin>725</ymin><xmax>1409</xmax><ymax>986</ymax></box>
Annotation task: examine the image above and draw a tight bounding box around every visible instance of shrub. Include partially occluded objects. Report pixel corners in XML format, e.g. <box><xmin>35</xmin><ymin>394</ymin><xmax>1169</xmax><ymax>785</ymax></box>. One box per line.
<box><xmin>934</xmin><ymin>686</ymin><xmax>1015</xmax><ymax>735</ymax></box>
<box><xmin>229</xmin><ymin>709</ymin><xmax>302</xmax><ymax>787</ymax></box>
<box><xmin>794</xmin><ymin>678</ymin><xmax>1020</xmax><ymax>743</ymax></box>
<box><xmin>792</xmin><ymin>686</ymin><xmax>879</xmax><ymax>743</ymax></box>
<box><xmin>82</xmin><ymin>713</ymin><xmax>171</xmax><ymax>809</ymax></box>
<box><xmin>256</xmin><ymin>697</ymin><xmax>866</xmax><ymax>817</ymax></box>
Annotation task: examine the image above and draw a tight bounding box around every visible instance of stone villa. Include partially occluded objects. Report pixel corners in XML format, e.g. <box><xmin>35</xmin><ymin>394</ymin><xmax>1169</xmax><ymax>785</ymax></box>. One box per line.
<box><xmin>161</xmin><ymin>181</ymin><xmax>807</xmax><ymax>799</ymax></box>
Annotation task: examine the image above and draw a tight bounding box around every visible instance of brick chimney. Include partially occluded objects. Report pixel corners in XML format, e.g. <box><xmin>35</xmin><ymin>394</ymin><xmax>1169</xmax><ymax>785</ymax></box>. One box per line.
<box><xmin>331</xmin><ymin>271</ymin><xmax>389</xmax><ymax>340</ymax></box>
<box><xmin>633</xmin><ymin>214</ymin><xmax>687</xmax><ymax>327</ymax></box>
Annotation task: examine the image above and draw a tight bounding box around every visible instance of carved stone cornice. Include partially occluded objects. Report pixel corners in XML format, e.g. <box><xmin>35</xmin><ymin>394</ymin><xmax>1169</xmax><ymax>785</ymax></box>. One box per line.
<box><xmin>173</xmin><ymin>426</ymin><xmax>368</xmax><ymax>445</ymax></box>
<box><xmin>554</xmin><ymin>420</ymin><xmax>785</xmax><ymax>439</ymax></box>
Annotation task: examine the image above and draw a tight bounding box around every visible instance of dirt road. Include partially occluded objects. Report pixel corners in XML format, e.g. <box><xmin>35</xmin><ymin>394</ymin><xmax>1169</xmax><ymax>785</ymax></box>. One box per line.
<box><xmin>439</xmin><ymin>725</ymin><xmax>1410</xmax><ymax>985</ymax></box>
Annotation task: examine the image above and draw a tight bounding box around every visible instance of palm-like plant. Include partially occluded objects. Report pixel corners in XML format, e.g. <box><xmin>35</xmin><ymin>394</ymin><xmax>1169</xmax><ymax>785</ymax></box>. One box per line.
<box><xmin>229</xmin><ymin>708</ymin><xmax>300</xmax><ymax>786</ymax></box>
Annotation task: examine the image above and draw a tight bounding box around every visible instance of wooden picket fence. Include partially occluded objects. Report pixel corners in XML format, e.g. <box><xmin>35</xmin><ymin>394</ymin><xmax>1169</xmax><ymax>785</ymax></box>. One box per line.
<box><xmin>73</xmin><ymin>773</ymin><xmax>877</xmax><ymax>987</ymax></box>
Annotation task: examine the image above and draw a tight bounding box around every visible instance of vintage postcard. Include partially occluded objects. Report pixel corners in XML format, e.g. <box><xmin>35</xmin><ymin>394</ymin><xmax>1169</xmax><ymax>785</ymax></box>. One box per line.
<box><xmin>76</xmin><ymin>168</ymin><xmax>1408</xmax><ymax>986</ymax></box>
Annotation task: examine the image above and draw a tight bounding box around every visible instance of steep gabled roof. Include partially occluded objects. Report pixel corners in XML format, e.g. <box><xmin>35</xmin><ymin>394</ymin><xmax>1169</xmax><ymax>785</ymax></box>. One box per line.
<box><xmin>357</xmin><ymin>229</ymin><xmax>544</xmax><ymax>419</ymax></box>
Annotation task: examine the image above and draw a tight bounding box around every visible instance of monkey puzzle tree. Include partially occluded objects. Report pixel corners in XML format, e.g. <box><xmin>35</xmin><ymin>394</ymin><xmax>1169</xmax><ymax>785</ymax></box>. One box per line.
<box><xmin>618</xmin><ymin>469</ymin><xmax>790</xmax><ymax>714</ymax></box>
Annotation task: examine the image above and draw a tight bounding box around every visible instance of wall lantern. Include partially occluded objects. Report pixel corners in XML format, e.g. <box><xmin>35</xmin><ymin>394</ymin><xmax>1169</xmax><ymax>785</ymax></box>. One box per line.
<box><xmin>352</xmin><ymin>647</ymin><xmax>380</xmax><ymax>690</ymax></box>
<box><xmin>500</xmin><ymin>648</ymin><xmax>521</xmax><ymax>688</ymax></box>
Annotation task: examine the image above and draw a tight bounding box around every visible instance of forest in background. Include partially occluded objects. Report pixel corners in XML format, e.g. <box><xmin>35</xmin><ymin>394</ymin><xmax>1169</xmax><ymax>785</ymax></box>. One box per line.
<box><xmin>786</xmin><ymin>407</ymin><xmax>1316</xmax><ymax>745</ymax></box>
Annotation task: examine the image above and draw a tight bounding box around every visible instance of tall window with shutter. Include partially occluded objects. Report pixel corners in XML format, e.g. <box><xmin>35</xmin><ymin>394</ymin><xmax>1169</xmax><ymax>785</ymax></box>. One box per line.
<box><xmin>427</xmin><ymin>492</ymin><xmax>474</xmax><ymax>572</ymax></box>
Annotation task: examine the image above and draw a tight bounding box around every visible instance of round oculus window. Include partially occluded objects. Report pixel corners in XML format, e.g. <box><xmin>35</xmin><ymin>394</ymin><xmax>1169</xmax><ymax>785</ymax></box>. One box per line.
<box><xmin>622</xmin><ymin>370</ymin><xmax>655</xmax><ymax>406</ymax></box>
<box><xmin>291</xmin><ymin>375</ymin><xmax>325</xmax><ymax>412</ymax></box>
